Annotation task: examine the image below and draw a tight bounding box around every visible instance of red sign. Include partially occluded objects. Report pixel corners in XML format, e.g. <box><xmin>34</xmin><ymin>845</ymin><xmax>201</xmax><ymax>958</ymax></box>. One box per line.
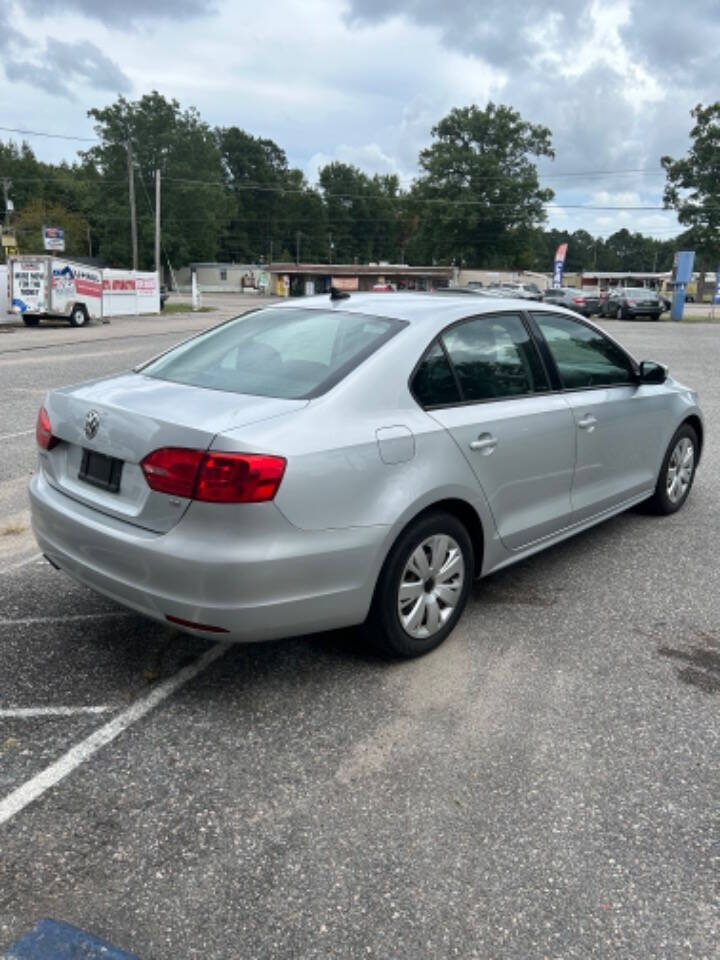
<box><xmin>75</xmin><ymin>278</ymin><xmax>102</xmax><ymax>298</ymax></box>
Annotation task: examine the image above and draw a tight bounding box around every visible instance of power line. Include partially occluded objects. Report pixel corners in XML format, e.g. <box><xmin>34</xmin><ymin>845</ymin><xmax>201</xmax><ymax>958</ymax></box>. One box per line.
<box><xmin>0</xmin><ymin>125</ymin><xmax>98</xmax><ymax>142</ymax></box>
<box><xmin>0</xmin><ymin>122</ymin><xmax>667</xmax><ymax>178</ymax></box>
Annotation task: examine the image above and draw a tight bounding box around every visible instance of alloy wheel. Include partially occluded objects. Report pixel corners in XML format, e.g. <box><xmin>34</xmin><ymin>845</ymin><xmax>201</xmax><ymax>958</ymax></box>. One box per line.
<box><xmin>666</xmin><ymin>437</ymin><xmax>694</xmax><ymax>504</ymax></box>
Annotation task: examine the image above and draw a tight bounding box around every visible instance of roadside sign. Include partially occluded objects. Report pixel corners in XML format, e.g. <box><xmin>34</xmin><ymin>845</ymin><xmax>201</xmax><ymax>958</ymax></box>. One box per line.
<box><xmin>43</xmin><ymin>225</ymin><xmax>65</xmax><ymax>252</ymax></box>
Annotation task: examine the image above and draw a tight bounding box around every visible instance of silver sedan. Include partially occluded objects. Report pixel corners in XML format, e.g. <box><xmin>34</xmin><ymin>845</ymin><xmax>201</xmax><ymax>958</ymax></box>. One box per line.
<box><xmin>30</xmin><ymin>293</ymin><xmax>703</xmax><ymax>657</ymax></box>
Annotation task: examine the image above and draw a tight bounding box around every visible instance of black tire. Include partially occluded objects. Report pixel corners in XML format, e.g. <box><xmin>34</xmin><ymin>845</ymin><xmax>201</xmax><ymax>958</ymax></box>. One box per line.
<box><xmin>646</xmin><ymin>423</ymin><xmax>699</xmax><ymax>515</ymax></box>
<box><xmin>69</xmin><ymin>304</ymin><xmax>89</xmax><ymax>327</ymax></box>
<box><xmin>22</xmin><ymin>316</ymin><xmax>40</xmax><ymax>327</ymax></box>
<box><xmin>363</xmin><ymin>510</ymin><xmax>474</xmax><ymax>658</ymax></box>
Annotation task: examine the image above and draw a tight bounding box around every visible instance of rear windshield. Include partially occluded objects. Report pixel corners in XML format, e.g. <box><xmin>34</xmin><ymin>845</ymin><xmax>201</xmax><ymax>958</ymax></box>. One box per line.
<box><xmin>140</xmin><ymin>307</ymin><xmax>406</xmax><ymax>399</ymax></box>
<box><xmin>626</xmin><ymin>288</ymin><xmax>656</xmax><ymax>299</ymax></box>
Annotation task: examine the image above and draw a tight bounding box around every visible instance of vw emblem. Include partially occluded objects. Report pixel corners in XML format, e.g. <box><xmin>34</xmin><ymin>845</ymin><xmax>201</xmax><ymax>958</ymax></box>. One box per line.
<box><xmin>84</xmin><ymin>409</ymin><xmax>100</xmax><ymax>440</ymax></box>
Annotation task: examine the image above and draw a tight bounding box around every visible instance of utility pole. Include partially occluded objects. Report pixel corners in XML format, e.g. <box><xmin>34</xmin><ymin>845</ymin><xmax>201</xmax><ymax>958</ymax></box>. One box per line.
<box><xmin>154</xmin><ymin>168</ymin><xmax>161</xmax><ymax>280</ymax></box>
<box><xmin>126</xmin><ymin>142</ymin><xmax>138</xmax><ymax>271</ymax></box>
<box><xmin>87</xmin><ymin>225</ymin><xmax>92</xmax><ymax>257</ymax></box>
<box><xmin>2</xmin><ymin>178</ymin><xmax>11</xmax><ymax>230</ymax></box>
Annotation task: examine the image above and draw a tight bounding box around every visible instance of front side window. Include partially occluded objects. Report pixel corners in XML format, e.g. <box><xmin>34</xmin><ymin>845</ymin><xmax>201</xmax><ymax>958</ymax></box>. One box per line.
<box><xmin>141</xmin><ymin>308</ymin><xmax>405</xmax><ymax>399</ymax></box>
<box><xmin>440</xmin><ymin>313</ymin><xmax>549</xmax><ymax>402</ymax></box>
<box><xmin>532</xmin><ymin>312</ymin><xmax>635</xmax><ymax>389</ymax></box>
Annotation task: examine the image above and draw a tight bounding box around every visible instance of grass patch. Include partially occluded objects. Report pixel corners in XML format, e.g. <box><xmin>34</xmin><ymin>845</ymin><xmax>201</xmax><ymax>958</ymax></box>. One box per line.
<box><xmin>1</xmin><ymin>522</ymin><xmax>27</xmax><ymax>537</ymax></box>
<box><xmin>161</xmin><ymin>302</ymin><xmax>215</xmax><ymax>314</ymax></box>
<box><xmin>674</xmin><ymin>313</ymin><xmax>720</xmax><ymax>323</ymax></box>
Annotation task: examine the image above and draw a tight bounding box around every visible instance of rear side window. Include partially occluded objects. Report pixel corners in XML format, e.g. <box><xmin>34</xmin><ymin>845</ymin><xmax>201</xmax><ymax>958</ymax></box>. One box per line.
<box><xmin>412</xmin><ymin>342</ymin><xmax>461</xmax><ymax>406</ymax></box>
<box><xmin>441</xmin><ymin>313</ymin><xmax>549</xmax><ymax>402</ymax></box>
<box><xmin>532</xmin><ymin>312</ymin><xmax>635</xmax><ymax>389</ymax></box>
<box><xmin>141</xmin><ymin>307</ymin><xmax>405</xmax><ymax>399</ymax></box>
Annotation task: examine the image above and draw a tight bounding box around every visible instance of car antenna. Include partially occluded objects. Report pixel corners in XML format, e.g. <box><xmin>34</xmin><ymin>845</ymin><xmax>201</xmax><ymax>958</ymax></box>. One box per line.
<box><xmin>329</xmin><ymin>286</ymin><xmax>350</xmax><ymax>301</ymax></box>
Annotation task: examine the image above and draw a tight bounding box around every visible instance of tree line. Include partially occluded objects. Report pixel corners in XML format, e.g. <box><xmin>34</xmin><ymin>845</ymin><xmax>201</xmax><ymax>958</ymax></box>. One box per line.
<box><xmin>1</xmin><ymin>92</ymin><xmax>717</xmax><ymax>274</ymax></box>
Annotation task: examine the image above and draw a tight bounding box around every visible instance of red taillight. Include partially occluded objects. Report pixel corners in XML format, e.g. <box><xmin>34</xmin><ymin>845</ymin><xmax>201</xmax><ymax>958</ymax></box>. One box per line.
<box><xmin>141</xmin><ymin>448</ymin><xmax>204</xmax><ymax>498</ymax></box>
<box><xmin>140</xmin><ymin>448</ymin><xmax>286</xmax><ymax>503</ymax></box>
<box><xmin>195</xmin><ymin>452</ymin><xmax>286</xmax><ymax>503</ymax></box>
<box><xmin>36</xmin><ymin>406</ymin><xmax>58</xmax><ymax>450</ymax></box>
<box><xmin>572</xmin><ymin>297</ymin><xmax>586</xmax><ymax>305</ymax></box>
<box><xmin>627</xmin><ymin>299</ymin><xmax>636</xmax><ymax>306</ymax></box>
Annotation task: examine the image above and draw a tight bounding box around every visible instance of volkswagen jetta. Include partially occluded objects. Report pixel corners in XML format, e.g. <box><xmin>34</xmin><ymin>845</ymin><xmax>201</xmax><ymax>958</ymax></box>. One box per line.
<box><xmin>30</xmin><ymin>293</ymin><xmax>703</xmax><ymax>657</ymax></box>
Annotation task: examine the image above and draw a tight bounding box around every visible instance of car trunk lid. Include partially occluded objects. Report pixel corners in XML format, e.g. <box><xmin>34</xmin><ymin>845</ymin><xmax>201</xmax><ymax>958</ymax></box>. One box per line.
<box><xmin>42</xmin><ymin>373</ymin><xmax>307</xmax><ymax>533</ymax></box>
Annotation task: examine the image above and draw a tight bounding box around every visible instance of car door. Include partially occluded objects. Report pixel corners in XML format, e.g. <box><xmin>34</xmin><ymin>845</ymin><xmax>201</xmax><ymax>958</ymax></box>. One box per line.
<box><xmin>413</xmin><ymin>311</ymin><xmax>576</xmax><ymax>551</ymax></box>
<box><xmin>531</xmin><ymin>311</ymin><xmax>663</xmax><ymax>522</ymax></box>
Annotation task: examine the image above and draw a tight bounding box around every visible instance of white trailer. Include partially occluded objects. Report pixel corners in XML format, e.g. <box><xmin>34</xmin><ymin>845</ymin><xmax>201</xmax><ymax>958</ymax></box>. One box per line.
<box><xmin>8</xmin><ymin>255</ymin><xmax>103</xmax><ymax>327</ymax></box>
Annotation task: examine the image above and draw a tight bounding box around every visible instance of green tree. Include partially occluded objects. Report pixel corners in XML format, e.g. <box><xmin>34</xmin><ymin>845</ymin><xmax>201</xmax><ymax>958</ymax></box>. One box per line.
<box><xmin>662</xmin><ymin>103</ymin><xmax>720</xmax><ymax>260</ymax></box>
<box><xmin>409</xmin><ymin>103</ymin><xmax>554</xmax><ymax>267</ymax></box>
<box><xmin>318</xmin><ymin>163</ymin><xmax>403</xmax><ymax>263</ymax></box>
<box><xmin>81</xmin><ymin>91</ymin><xmax>228</xmax><ymax>269</ymax></box>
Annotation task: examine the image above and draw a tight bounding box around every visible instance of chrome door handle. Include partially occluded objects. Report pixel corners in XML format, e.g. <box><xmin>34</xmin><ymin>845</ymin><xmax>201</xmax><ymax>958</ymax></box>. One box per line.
<box><xmin>577</xmin><ymin>415</ymin><xmax>597</xmax><ymax>431</ymax></box>
<box><xmin>469</xmin><ymin>433</ymin><xmax>498</xmax><ymax>453</ymax></box>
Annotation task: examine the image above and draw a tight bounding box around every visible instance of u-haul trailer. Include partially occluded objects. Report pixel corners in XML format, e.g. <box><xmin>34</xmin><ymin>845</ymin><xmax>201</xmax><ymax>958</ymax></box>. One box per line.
<box><xmin>8</xmin><ymin>255</ymin><xmax>103</xmax><ymax>327</ymax></box>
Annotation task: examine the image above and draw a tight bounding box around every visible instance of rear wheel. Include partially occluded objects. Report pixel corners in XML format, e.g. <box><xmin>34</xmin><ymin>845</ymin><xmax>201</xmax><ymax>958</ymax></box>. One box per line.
<box><xmin>22</xmin><ymin>315</ymin><xmax>40</xmax><ymax>327</ymax></box>
<box><xmin>647</xmin><ymin>424</ymin><xmax>698</xmax><ymax>515</ymax></box>
<box><xmin>364</xmin><ymin>511</ymin><xmax>473</xmax><ymax>658</ymax></box>
<box><xmin>69</xmin><ymin>304</ymin><xmax>88</xmax><ymax>327</ymax></box>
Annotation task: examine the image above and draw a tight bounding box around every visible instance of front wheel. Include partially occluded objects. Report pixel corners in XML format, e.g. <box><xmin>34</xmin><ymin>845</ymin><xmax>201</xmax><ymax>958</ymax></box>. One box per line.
<box><xmin>647</xmin><ymin>424</ymin><xmax>698</xmax><ymax>515</ymax></box>
<box><xmin>69</xmin><ymin>304</ymin><xmax>88</xmax><ymax>327</ymax></box>
<box><xmin>363</xmin><ymin>511</ymin><xmax>474</xmax><ymax>658</ymax></box>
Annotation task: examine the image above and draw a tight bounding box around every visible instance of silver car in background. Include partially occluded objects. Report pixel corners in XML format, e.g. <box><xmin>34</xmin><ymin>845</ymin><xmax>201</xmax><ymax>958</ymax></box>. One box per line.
<box><xmin>30</xmin><ymin>293</ymin><xmax>703</xmax><ymax>658</ymax></box>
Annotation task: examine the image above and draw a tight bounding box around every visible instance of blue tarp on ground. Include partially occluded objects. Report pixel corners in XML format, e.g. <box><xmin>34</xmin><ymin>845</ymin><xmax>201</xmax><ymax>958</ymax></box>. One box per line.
<box><xmin>1</xmin><ymin>918</ymin><xmax>140</xmax><ymax>960</ymax></box>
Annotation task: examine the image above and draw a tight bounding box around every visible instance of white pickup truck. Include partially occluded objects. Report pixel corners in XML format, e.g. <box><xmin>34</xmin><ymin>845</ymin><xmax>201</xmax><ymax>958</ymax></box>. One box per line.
<box><xmin>8</xmin><ymin>255</ymin><xmax>103</xmax><ymax>327</ymax></box>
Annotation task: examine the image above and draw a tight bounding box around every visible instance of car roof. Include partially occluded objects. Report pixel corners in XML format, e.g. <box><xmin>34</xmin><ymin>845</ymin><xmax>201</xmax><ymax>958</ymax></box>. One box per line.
<box><xmin>272</xmin><ymin>292</ymin><xmax>548</xmax><ymax>326</ymax></box>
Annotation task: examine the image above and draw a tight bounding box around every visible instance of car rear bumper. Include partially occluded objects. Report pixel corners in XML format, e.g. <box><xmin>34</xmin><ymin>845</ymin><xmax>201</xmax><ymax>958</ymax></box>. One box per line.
<box><xmin>30</xmin><ymin>471</ymin><xmax>388</xmax><ymax>642</ymax></box>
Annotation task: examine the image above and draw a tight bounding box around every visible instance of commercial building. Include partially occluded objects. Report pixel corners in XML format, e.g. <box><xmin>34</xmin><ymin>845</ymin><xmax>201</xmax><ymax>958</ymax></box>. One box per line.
<box><xmin>176</xmin><ymin>262</ymin><xmax>454</xmax><ymax>296</ymax></box>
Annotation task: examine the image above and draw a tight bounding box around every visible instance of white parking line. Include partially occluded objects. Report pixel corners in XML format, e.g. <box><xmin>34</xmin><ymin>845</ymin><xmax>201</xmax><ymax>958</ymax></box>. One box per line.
<box><xmin>0</xmin><ymin>429</ymin><xmax>34</xmax><ymax>441</ymax></box>
<box><xmin>0</xmin><ymin>612</ymin><xmax>135</xmax><ymax>627</ymax></box>
<box><xmin>0</xmin><ymin>706</ymin><xmax>112</xmax><ymax>718</ymax></box>
<box><xmin>0</xmin><ymin>552</ymin><xmax>42</xmax><ymax>574</ymax></box>
<box><xmin>0</xmin><ymin>642</ymin><xmax>228</xmax><ymax>826</ymax></box>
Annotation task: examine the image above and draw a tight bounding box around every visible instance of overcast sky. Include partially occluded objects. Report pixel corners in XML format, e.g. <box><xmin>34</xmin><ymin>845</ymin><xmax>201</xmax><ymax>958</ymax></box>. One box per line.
<box><xmin>0</xmin><ymin>0</ymin><xmax>714</xmax><ymax>241</ymax></box>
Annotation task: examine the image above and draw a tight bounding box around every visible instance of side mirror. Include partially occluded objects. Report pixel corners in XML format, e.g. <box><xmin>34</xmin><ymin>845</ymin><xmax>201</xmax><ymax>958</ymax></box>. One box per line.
<box><xmin>639</xmin><ymin>360</ymin><xmax>668</xmax><ymax>384</ymax></box>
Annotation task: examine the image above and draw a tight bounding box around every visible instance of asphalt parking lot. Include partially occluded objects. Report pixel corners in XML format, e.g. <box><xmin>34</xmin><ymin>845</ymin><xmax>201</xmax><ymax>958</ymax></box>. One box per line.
<box><xmin>0</xmin><ymin>303</ymin><xmax>718</xmax><ymax>959</ymax></box>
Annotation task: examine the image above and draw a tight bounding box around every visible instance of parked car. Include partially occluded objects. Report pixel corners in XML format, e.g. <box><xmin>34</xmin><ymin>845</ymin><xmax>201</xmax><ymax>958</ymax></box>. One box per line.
<box><xmin>599</xmin><ymin>287</ymin><xmax>664</xmax><ymax>320</ymax></box>
<box><xmin>493</xmin><ymin>281</ymin><xmax>543</xmax><ymax>301</ymax></box>
<box><xmin>371</xmin><ymin>283</ymin><xmax>394</xmax><ymax>292</ymax></box>
<box><xmin>31</xmin><ymin>294</ymin><xmax>702</xmax><ymax>659</ymax></box>
<box><xmin>439</xmin><ymin>287</ymin><xmax>505</xmax><ymax>298</ymax></box>
<box><xmin>542</xmin><ymin>287</ymin><xmax>600</xmax><ymax>317</ymax></box>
